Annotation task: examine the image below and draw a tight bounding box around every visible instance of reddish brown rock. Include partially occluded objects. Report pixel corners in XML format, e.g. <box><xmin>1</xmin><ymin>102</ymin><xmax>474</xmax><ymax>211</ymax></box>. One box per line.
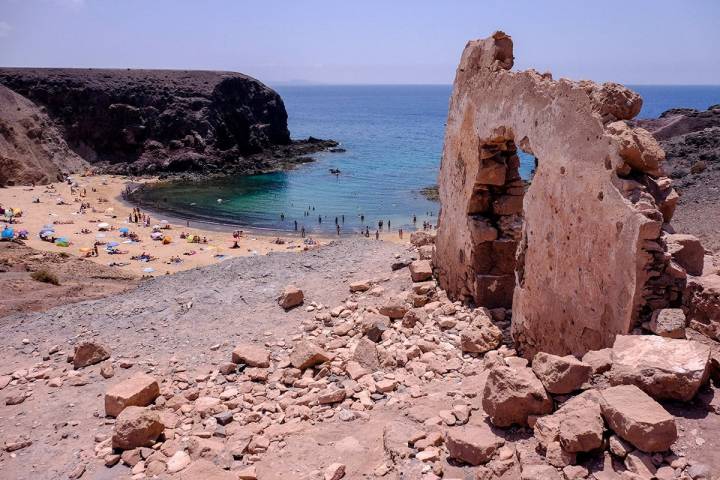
<box><xmin>278</xmin><ymin>285</ymin><xmax>304</xmax><ymax>310</ymax></box>
<box><xmin>410</xmin><ymin>231</ymin><xmax>435</xmax><ymax>247</ymax></box>
<box><xmin>352</xmin><ymin>338</ymin><xmax>381</xmax><ymax>371</ymax></box>
<box><xmin>105</xmin><ymin>373</ymin><xmax>160</xmax><ymax>417</ymax></box>
<box><xmin>534</xmin><ymin>390</ymin><xmax>604</xmax><ymax>454</ymax></box>
<box><xmin>599</xmin><ymin>384</ymin><xmax>677</xmax><ymax>452</ymax></box>
<box><xmin>482</xmin><ymin>365</ymin><xmax>553</xmax><ymax>427</ymax></box>
<box><xmin>349</xmin><ymin>280</ymin><xmax>372</xmax><ymax>292</ymax></box>
<box><xmin>324</xmin><ymin>463</ymin><xmax>346</xmax><ymax>480</ymax></box>
<box><xmin>111</xmin><ymin>406</ymin><xmax>163</xmax><ymax>450</ymax></box>
<box><xmin>608</xmin><ymin>335</ymin><xmax>710</xmax><ymax>401</ymax></box>
<box><xmin>666</xmin><ymin>234</ymin><xmax>705</xmax><ymax>276</ymax></box>
<box><xmin>445</xmin><ymin>424</ymin><xmax>505</xmax><ymax>465</ymax></box>
<box><xmin>289</xmin><ymin>341</ymin><xmax>331</xmax><ymax>370</ymax></box>
<box><xmin>73</xmin><ymin>341</ymin><xmax>110</xmax><ymax>369</ymax></box>
<box><xmin>460</xmin><ymin>324</ymin><xmax>503</xmax><ymax>353</ymax></box>
<box><xmin>531</xmin><ymin>352</ymin><xmax>592</xmax><ymax>394</ymax></box>
<box><xmin>231</xmin><ymin>343</ymin><xmax>270</xmax><ymax>367</ymax></box>
<box><xmin>409</xmin><ymin>260</ymin><xmax>433</xmax><ymax>282</ymax></box>
<box><xmin>433</xmin><ymin>32</ymin><xmax>678</xmax><ymax>358</ymax></box>
<box><xmin>378</xmin><ymin>298</ymin><xmax>408</xmax><ymax>319</ymax></box>
<box><xmin>685</xmin><ymin>274</ymin><xmax>720</xmax><ymax>341</ymax></box>
<box><xmin>581</xmin><ymin>348</ymin><xmax>613</xmax><ymax>374</ymax></box>
<box><xmin>649</xmin><ymin>308</ymin><xmax>686</xmax><ymax>339</ymax></box>
<box><xmin>180</xmin><ymin>459</ymin><xmax>237</xmax><ymax>480</ymax></box>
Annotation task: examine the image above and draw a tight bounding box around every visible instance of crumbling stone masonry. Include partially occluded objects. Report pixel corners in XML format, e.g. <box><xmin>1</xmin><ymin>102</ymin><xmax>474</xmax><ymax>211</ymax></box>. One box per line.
<box><xmin>434</xmin><ymin>32</ymin><xmax>684</xmax><ymax>358</ymax></box>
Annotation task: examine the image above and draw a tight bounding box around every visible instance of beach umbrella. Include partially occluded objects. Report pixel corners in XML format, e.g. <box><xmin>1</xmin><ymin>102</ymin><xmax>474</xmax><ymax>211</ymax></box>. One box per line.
<box><xmin>79</xmin><ymin>247</ymin><xmax>91</xmax><ymax>253</ymax></box>
<box><xmin>97</xmin><ymin>222</ymin><xmax>110</xmax><ymax>230</ymax></box>
<box><xmin>151</xmin><ymin>232</ymin><xmax>163</xmax><ymax>240</ymax></box>
<box><xmin>107</xmin><ymin>241</ymin><xmax>119</xmax><ymax>247</ymax></box>
<box><xmin>55</xmin><ymin>237</ymin><xmax>70</xmax><ymax>247</ymax></box>
<box><xmin>1</xmin><ymin>227</ymin><xmax>13</xmax><ymax>240</ymax></box>
<box><xmin>119</xmin><ymin>227</ymin><xmax>130</xmax><ymax>234</ymax></box>
<box><xmin>143</xmin><ymin>267</ymin><xmax>155</xmax><ymax>273</ymax></box>
<box><xmin>160</xmin><ymin>219</ymin><xmax>169</xmax><ymax>224</ymax></box>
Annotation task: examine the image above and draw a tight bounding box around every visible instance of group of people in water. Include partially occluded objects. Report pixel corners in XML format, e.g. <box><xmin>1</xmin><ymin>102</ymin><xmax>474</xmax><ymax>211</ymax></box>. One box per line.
<box><xmin>276</xmin><ymin>208</ymin><xmax>437</xmax><ymax>239</ymax></box>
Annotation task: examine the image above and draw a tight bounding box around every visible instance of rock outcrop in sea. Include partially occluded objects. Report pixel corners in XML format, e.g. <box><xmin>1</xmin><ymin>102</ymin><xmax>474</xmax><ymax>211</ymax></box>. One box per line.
<box><xmin>0</xmin><ymin>68</ymin><xmax>336</xmax><ymax>183</ymax></box>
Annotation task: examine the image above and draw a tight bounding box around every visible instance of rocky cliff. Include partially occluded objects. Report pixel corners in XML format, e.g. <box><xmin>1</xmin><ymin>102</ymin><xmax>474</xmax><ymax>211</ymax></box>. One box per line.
<box><xmin>0</xmin><ymin>68</ymin><xmax>335</xmax><ymax>181</ymax></box>
<box><xmin>0</xmin><ymin>84</ymin><xmax>88</xmax><ymax>185</ymax></box>
<box><xmin>634</xmin><ymin>106</ymin><xmax>720</xmax><ymax>251</ymax></box>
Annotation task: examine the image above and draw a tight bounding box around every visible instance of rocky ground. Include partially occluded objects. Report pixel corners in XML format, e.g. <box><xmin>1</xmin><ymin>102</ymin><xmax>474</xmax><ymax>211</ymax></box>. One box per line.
<box><xmin>0</xmin><ymin>241</ymin><xmax>137</xmax><ymax>318</ymax></box>
<box><xmin>634</xmin><ymin>106</ymin><xmax>720</xmax><ymax>253</ymax></box>
<box><xmin>1</xmin><ymin>236</ymin><xmax>720</xmax><ymax>480</ymax></box>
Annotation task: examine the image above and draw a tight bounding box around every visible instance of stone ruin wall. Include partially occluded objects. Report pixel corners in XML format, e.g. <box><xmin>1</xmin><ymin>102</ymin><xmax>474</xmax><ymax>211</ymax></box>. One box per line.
<box><xmin>434</xmin><ymin>32</ymin><xmax>685</xmax><ymax>358</ymax></box>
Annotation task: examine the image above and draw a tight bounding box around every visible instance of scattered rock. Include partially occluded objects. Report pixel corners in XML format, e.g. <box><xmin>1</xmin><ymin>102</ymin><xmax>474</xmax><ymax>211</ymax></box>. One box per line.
<box><xmin>482</xmin><ymin>365</ymin><xmax>553</xmax><ymax>427</ymax></box>
<box><xmin>111</xmin><ymin>406</ymin><xmax>164</xmax><ymax>450</ymax></box>
<box><xmin>649</xmin><ymin>308</ymin><xmax>686</xmax><ymax>339</ymax></box>
<box><xmin>231</xmin><ymin>343</ymin><xmax>270</xmax><ymax>367</ymax></box>
<box><xmin>666</xmin><ymin>233</ymin><xmax>705</xmax><ymax>276</ymax></box>
<box><xmin>460</xmin><ymin>324</ymin><xmax>503</xmax><ymax>353</ymax></box>
<box><xmin>409</xmin><ymin>260</ymin><xmax>433</xmax><ymax>282</ymax></box>
<box><xmin>289</xmin><ymin>341</ymin><xmax>331</xmax><ymax>369</ymax></box>
<box><xmin>446</xmin><ymin>424</ymin><xmax>505</xmax><ymax>465</ymax></box>
<box><xmin>73</xmin><ymin>341</ymin><xmax>111</xmax><ymax>369</ymax></box>
<box><xmin>324</xmin><ymin>462</ymin><xmax>346</xmax><ymax>480</ymax></box>
<box><xmin>278</xmin><ymin>285</ymin><xmax>304</xmax><ymax>310</ymax></box>
<box><xmin>531</xmin><ymin>352</ymin><xmax>592</xmax><ymax>394</ymax></box>
<box><xmin>599</xmin><ymin>384</ymin><xmax>677</xmax><ymax>452</ymax></box>
<box><xmin>105</xmin><ymin>373</ymin><xmax>160</xmax><ymax>417</ymax></box>
<box><xmin>581</xmin><ymin>348</ymin><xmax>613</xmax><ymax>374</ymax></box>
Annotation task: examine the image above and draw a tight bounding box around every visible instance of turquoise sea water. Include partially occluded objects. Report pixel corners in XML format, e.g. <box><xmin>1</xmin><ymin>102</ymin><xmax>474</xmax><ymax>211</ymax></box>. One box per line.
<box><xmin>137</xmin><ymin>84</ymin><xmax>720</xmax><ymax>234</ymax></box>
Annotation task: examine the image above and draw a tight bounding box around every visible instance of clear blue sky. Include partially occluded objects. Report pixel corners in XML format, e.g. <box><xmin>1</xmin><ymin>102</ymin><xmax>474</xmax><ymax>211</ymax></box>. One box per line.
<box><xmin>1</xmin><ymin>0</ymin><xmax>718</xmax><ymax>85</ymax></box>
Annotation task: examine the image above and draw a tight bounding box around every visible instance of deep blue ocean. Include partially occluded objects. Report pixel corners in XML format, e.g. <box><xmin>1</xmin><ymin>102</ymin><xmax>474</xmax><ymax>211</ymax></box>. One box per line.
<box><xmin>138</xmin><ymin>84</ymin><xmax>720</xmax><ymax>234</ymax></box>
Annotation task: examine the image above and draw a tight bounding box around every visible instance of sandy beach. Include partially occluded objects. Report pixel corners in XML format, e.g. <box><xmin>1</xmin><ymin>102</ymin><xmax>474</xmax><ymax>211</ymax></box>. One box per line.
<box><xmin>0</xmin><ymin>174</ymin><xmax>410</xmax><ymax>277</ymax></box>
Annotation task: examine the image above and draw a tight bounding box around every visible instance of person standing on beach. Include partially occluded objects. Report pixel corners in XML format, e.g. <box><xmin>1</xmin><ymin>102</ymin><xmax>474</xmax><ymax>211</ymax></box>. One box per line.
<box><xmin>336</xmin><ymin>224</ymin><xmax>340</xmax><ymax>236</ymax></box>
<box><xmin>294</xmin><ymin>220</ymin><xmax>298</xmax><ymax>231</ymax></box>
<box><xmin>388</xmin><ymin>220</ymin><xmax>391</xmax><ymax>229</ymax></box>
<box><xmin>375</xmin><ymin>230</ymin><xmax>379</xmax><ymax>240</ymax></box>
<box><xmin>399</xmin><ymin>228</ymin><xmax>403</xmax><ymax>239</ymax></box>
<box><xmin>301</xmin><ymin>227</ymin><xmax>306</xmax><ymax>238</ymax></box>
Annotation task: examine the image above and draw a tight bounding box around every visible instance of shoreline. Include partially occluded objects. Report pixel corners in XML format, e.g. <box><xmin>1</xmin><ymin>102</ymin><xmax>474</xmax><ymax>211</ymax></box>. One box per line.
<box><xmin>0</xmin><ymin>174</ymin><xmax>410</xmax><ymax>278</ymax></box>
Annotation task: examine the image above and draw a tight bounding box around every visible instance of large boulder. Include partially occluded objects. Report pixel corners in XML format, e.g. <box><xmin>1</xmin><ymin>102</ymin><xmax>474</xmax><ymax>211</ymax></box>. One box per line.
<box><xmin>105</xmin><ymin>373</ymin><xmax>160</xmax><ymax>417</ymax></box>
<box><xmin>531</xmin><ymin>352</ymin><xmax>592</xmax><ymax>394</ymax></box>
<box><xmin>534</xmin><ymin>390</ymin><xmax>604</xmax><ymax>454</ymax></box>
<box><xmin>608</xmin><ymin>335</ymin><xmax>711</xmax><ymax>401</ymax></box>
<box><xmin>482</xmin><ymin>365</ymin><xmax>553</xmax><ymax>427</ymax></box>
<box><xmin>73</xmin><ymin>341</ymin><xmax>110</xmax><ymax>369</ymax></box>
<box><xmin>445</xmin><ymin>424</ymin><xmax>505</xmax><ymax>466</ymax></box>
<box><xmin>599</xmin><ymin>385</ymin><xmax>677</xmax><ymax>452</ymax></box>
<box><xmin>112</xmin><ymin>406</ymin><xmax>164</xmax><ymax>450</ymax></box>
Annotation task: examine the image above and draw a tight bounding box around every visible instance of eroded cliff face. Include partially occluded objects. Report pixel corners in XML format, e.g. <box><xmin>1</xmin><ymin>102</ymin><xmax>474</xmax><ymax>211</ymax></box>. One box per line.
<box><xmin>0</xmin><ymin>68</ymin><xmax>294</xmax><ymax>176</ymax></box>
<box><xmin>434</xmin><ymin>32</ymin><xmax>684</xmax><ymax>358</ymax></box>
<box><xmin>0</xmin><ymin>85</ymin><xmax>87</xmax><ymax>185</ymax></box>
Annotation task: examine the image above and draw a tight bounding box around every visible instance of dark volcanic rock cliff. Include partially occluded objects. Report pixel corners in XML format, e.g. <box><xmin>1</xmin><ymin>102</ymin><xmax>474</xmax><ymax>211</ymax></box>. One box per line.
<box><xmin>0</xmin><ymin>68</ymin><xmax>334</xmax><ymax>177</ymax></box>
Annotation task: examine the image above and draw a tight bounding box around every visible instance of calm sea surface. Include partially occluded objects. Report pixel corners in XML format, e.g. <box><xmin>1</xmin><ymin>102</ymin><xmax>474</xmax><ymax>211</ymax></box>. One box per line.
<box><xmin>137</xmin><ymin>85</ymin><xmax>720</xmax><ymax>233</ymax></box>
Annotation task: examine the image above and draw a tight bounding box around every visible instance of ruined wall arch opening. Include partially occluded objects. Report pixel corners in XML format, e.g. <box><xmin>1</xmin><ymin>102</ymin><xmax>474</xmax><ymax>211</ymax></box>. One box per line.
<box><xmin>464</xmin><ymin>130</ymin><xmax>536</xmax><ymax>309</ymax></box>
